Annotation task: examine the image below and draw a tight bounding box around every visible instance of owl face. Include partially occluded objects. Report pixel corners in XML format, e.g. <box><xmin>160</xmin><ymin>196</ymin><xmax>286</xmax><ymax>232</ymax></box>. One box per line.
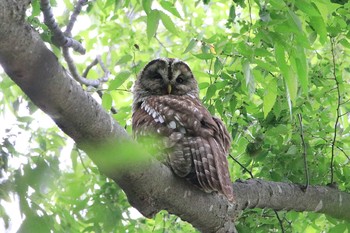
<box><xmin>133</xmin><ymin>58</ymin><xmax>199</xmax><ymax>103</ymax></box>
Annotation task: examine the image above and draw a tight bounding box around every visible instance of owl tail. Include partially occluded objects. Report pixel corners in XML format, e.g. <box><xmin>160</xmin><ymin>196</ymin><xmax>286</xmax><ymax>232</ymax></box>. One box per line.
<box><xmin>189</xmin><ymin>136</ymin><xmax>234</xmax><ymax>202</ymax></box>
<box><xmin>207</xmin><ymin>137</ymin><xmax>234</xmax><ymax>202</ymax></box>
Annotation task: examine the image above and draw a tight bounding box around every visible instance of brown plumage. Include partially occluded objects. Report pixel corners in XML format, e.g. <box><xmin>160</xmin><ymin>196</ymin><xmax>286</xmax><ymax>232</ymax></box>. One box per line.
<box><xmin>132</xmin><ymin>58</ymin><xmax>234</xmax><ymax>201</ymax></box>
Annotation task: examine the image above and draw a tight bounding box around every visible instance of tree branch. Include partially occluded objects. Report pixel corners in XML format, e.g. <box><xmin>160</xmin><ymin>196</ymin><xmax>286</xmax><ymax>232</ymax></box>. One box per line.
<box><xmin>233</xmin><ymin>179</ymin><xmax>350</xmax><ymax>221</ymax></box>
<box><xmin>0</xmin><ymin>1</ymin><xmax>237</xmax><ymax>232</ymax></box>
<box><xmin>329</xmin><ymin>36</ymin><xmax>342</xmax><ymax>185</ymax></box>
<box><xmin>40</xmin><ymin>0</ymin><xmax>86</xmax><ymax>54</ymax></box>
<box><xmin>0</xmin><ymin>2</ymin><xmax>349</xmax><ymax>233</ymax></box>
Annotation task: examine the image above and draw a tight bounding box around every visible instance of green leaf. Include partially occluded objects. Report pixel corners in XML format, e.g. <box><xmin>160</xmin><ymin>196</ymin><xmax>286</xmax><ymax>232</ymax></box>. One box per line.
<box><xmin>292</xmin><ymin>46</ymin><xmax>308</xmax><ymax>94</ymax></box>
<box><xmin>314</xmin><ymin>1</ymin><xmax>340</xmax><ymax>20</ymax></box>
<box><xmin>115</xmin><ymin>54</ymin><xmax>133</xmax><ymax>65</ymax></box>
<box><xmin>275</xmin><ymin>44</ymin><xmax>297</xmax><ymax>104</ymax></box>
<box><xmin>183</xmin><ymin>38</ymin><xmax>197</xmax><ymax>54</ymax></box>
<box><xmin>286</xmin><ymin>9</ymin><xmax>310</xmax><ymax>48</ymax></box>
<box><xmin>17</xmin><ymin>215</ymin><xmax>51</xmax><ymax>233</ymax></box>
<box><xmin>208</xmin><ymin>105</ymin><xmax>215</xmax><ymax>114</ymax></box>
<box><xmin>193</xmin><ymin>53</ymin><xmax>215</xmax><ymax>60</ymax></box>
<box><xmin>309</xmin><ymin>16</ymin><xmax>327</xmax><ymax>44</ymax></box>
<box><xmin>215</xmin><ymin>80</ymin><xmax>228</xmax><ymax>90</ymax></box>
<box><xmin>102</xmin><ymin>93</ymin><xmax>112</xmax><ymax>110</ymax></box>
<box><xmin>160</xmin><ymin>1</ymin><xmax>182</xmax><ymax>18</ymax></box>
<box><xmin>328</xmin><ymin>224</ymin><xmax>347</xmax><ymax>233</ymax></box>
<box><xmin>108</xmin><ymin>71</ymin><xmax>131</xmax><ymax>90</ymax></box>
<box><xmin>242</xmin><ymin>60</ymin><xmax>255</xmax><ymax>95</ymax></box>
<box><xmin>236</xmin><ymin>137</ymin><xmax>249</xmax><ymax>155</ymax></box>
<box><xmin>287</xmin><ymin>9</ymin><xmax>302</xmax><ymax>31</ymax></box>
<box><xmin>229</xmin><ymin>97</ymin><xmax>237</xmax><ymax>112</ymax></box>
<box><xmin>294</xmin><ymin>0</ymin><xmax>321</xmax><ymax>16</ymax></box>
<box><xmin>159</xmin><ymin>11</ymin><xmax>178</xmax><ymax>34</ymax></box>
<box><xmin>263</xmin><ymin>78</ymin><xmax>277</xmax><ymax>118</ymax></box>
<box><xmin>215</xmin><ymin>99</ymin><xmax>223</xmax><ymax>115</ymax></box>
<box><xmin>229</xmin><ymin>5</ymin><xmax>236</xmax><ymax>21</ymax></box>
<box><xmin>105</xmin><ymin>0</ymin><xmax>116</xmax><ymax>8</ymax></box>
<box><xmin>198</xmin><ymin>82</ymin><xmax>209</xmax><ymax>90</ymax></box>
<box><xmin>31</xmin><ymin>0</ymin><xmax>41</xmax><ymax>17</ymax></box>
<box><xmin>221</xmin><ymin>72</ymin><xmax>231</xmax><ymax>80</ymax></box>
<box><xmin>142</xmin><ymin>0</ymin><xmax>153</xmax><ymax>14</ymax></box>
<box><xmin>146</xmin><ymin>10</ymin><xmax>160</xmax><ymax>41</ymax></box>
<box><xmin>269</xmin><ymin>0</ymin><xmax>285</xmax><ymax>8</ymax></box>
<box><xmin>339</xmin><ymin>38</ymin><xmax>350</xmax><ymax>49</ymax></box>
<box><xmin>214</xmin><ymin>57</ymin><xmax>223</xmax><ymax>74</ymax></box>
<box><xmin>206</xmin><ymin>84</ymin><xmax>217</xmax><ymax>99</ymax></box>
<box><xmin>70</xmin><ymin>149</ymin><xmax>78</xmax><ymax>171</ymax></box>
<box><xmin>254</xmin><ymin>59</ymin><xmax>278</xmax><ymax>72</ymax></box>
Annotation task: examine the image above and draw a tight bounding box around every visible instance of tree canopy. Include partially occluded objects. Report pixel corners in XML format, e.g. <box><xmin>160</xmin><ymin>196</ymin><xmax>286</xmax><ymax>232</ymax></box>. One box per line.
<box><xmin>0</xmin><ymin>0</ymin><xmax>349</xmax><ymax>232</ymax></box>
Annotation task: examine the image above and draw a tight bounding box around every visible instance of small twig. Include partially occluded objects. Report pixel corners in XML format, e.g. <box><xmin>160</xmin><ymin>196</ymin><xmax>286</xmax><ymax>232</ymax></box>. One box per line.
<box><xmin>41</xmin><ymin>1</ymin><xmax>120</xmax><ymax>115</ymax></box>
<box><xmin>340</xmin><ymin>98</ymin><xmax>350</xmax><ymax>105</ymax></box>
<box><xmin>63</xmin><ymin>47</ymin><xmax>101</xmax><ymax>86</ymax></box>
<box><xmin>41</xmin><ymin>0</ymin><xmax>106</xmax><ymax>87</ymax></box>
<box><xmin>40</xmin><ymin>0</ymin><xmax>86</xmax><ymax>54</ymax></box>
<box><xmin>229</xmin><ymin>154</ymin><xmax>254</xmax><ymax>179</ymax></box>
<box><xmin>268</xmin><ymin>72</ymin><xmax>277</xmax><ymax>78</ymax></box>
<box><xmin>330</xmin><ymin>37</ymin><xmax>341</xmax><ymax>184</ymax></box>
<box><xmin>82</xmin><ymin>58</ymin><xmax>99</xmax><ymax>78</ymax></box>
<box><xmin>339</xmin><ymin>111</ymin><xmax>350</xmax><ymax>118</ymax></box>
<box><xmin>87</xmin><ymin>88</ymin><xmax>131</xmax><ymax>94</ymax></box>
<box><xmin>324</xmin><ymin>86</ymin><xmax>338</xmax><ymax>95</ymax></box>
<box><xmin>82</xmin><ymin>55</ymin><xmax>110</xmax><ymax>83</ymax></box>
<box><xmin>96</xmin><ymin>56</ymin><xmax>110</xmax><ymax>82</ymax></box>
<box><xmin>77</xmin><ymin>148</ymin><xmax>89</xmax><ymax>173</ymax></box>
<box><xmin>247</xmin><ymin>0</ymin><xmax>253</xmax><ymax>40</ymax></box>
<box><xmin>82</xmin><ymin>57</ymin><xmax>117</xmax><ymax>114</ymax></box>
<box><xmin>132</xmin><ymin>50</ymin><xmax>138</xmax><ymax>78</ymax></box>
<box><xmin>336</xmin><ymin>146</ymin><xmax>350</xmax><ymax>161</ymax></box>
<box><xmin>297</xmin><ymin>113</ymin><xmax>309</xmax><ymax>188</ymax></box>
<box><xmin>273</xmin><ymin>210</ymin><xmax>285</xmax><ymax>233</ymax></box>
<box><xmin>155</xmin><ymin>34</ymin><xmax>172</xmax><ymax>54</ymax></box>
<box><xmin>310</xmin><ymin>134</ymin><xmax>328</xmax><ymax>143</ymax></box>
<box><xmin>65</xmin><ymin>0</ymin><xmax>88</xmax><ymax>36</ymax></box>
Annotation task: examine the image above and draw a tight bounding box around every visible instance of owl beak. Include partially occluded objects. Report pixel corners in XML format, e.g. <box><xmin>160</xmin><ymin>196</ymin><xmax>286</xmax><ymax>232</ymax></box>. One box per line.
<box><xmin>167</xmin><ymin>84</ymin><xmax>172</xmax><ymax>94</ymax></box>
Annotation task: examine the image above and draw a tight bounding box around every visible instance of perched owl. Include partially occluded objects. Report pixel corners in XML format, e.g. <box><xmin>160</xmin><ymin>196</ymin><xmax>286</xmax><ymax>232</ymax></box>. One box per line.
<box><xmin>132</xmin><ymin>58</ymin><xmax>234</xmax><ymax>201</ymax></box>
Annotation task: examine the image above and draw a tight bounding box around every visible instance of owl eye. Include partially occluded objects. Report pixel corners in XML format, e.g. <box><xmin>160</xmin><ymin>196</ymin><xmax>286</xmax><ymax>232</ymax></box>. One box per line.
<box><xmin>176</xmin><ymin>75</ymin><xmax>184</xmax><ymax>83</ymax></box>
<box><xmin>152</xmin><ymin>73</ymin><xmax>162</xmax><ymax>80</ymax></box>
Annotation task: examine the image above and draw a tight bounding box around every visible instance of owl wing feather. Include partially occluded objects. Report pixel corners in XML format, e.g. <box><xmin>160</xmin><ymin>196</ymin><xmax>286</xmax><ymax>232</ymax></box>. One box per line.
<box><xmin>200</xmin><ymin>137</ymin><xmax>219</xmax><ymax>191</ymax></box>
<box><xmin>132</xmin><ymin>95</ymin><xmax>234</xmax><ymax>201</ymax></box>
<box><xmin>190</xmin><ymin>136</ymin><xmax>211</xmax><ymax>191</ymax></box>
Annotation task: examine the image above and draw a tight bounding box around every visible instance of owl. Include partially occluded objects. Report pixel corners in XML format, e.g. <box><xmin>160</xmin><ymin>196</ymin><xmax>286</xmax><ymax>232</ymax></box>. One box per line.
<box><xmin>132</xmin><ymin>58</ymin><xmax>234</xmax><ymax>202</ymax></box>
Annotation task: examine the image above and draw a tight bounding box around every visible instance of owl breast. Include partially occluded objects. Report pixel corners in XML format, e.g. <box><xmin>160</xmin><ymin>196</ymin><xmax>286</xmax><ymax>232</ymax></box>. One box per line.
<box><xmin>132</xmin><ymin>94</ymin><xmax>234</xmax><ymax>201</ymax></box>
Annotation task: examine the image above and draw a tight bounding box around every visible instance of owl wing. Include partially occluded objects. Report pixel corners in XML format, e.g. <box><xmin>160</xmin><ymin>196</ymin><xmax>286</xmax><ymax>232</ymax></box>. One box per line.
<box><xmin>132</xmin><ymin>95</ymin><xmax>234</xmax><ymax>201</ymax></box>
<box><xmin>204</xmin><ymin>116</ymin><xmax>234</xmax><ymax>201</ymax></box>
<box><xmin>187</xmin><ymin>100</ymin><xmax>233</xmax><ymax>201</ymax></box>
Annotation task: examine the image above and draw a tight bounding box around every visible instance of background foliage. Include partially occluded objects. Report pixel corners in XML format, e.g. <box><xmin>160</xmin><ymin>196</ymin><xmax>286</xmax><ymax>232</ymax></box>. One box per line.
<box><xmin>1</xmin><ymin>0</ymin><xmax>350</xmax><ymax>232</ymax></box>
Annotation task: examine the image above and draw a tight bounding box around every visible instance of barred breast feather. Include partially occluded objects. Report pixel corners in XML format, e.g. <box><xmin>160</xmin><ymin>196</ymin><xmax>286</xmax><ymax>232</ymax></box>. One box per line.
<box><xmin>132</xmin><ymin>94</ymin><xmax>234</xmax><ymax>201</ymax></box>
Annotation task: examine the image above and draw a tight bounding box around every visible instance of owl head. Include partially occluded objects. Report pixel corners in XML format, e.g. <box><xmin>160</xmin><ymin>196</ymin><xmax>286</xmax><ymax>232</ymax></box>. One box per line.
<box><xmin>133</xmin><ymin>58</ymin><xmax>199</xmax><ymax>106</ymax></box>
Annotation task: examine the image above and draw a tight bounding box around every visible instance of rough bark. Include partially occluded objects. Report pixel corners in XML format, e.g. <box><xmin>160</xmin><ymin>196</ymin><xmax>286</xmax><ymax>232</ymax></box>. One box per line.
<box><xmin>234</xmin><ymin>179</ymin><xmax>350</xmax><ymax>221</ymax></box>
<box><xmin>0</xmin><ymin>1</ymin><xmax>349</xmax><ymax>232</ymax></box>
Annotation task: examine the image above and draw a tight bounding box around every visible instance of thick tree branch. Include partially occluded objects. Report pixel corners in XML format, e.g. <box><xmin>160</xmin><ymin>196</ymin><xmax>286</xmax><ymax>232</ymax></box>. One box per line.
<box><xmin>0</xmin><ymin>1</ymin><xmax>236</xmax><ymax>232</ymax></box>
<box><xmin>0</xmin><ymin>1</ymin><xmax>349</xmax><ymax>232</ymax></box>
<box><xmin>233</xmin><ymin>179</ymin><xmax>350</xmax><ymax>221</ymax></box>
